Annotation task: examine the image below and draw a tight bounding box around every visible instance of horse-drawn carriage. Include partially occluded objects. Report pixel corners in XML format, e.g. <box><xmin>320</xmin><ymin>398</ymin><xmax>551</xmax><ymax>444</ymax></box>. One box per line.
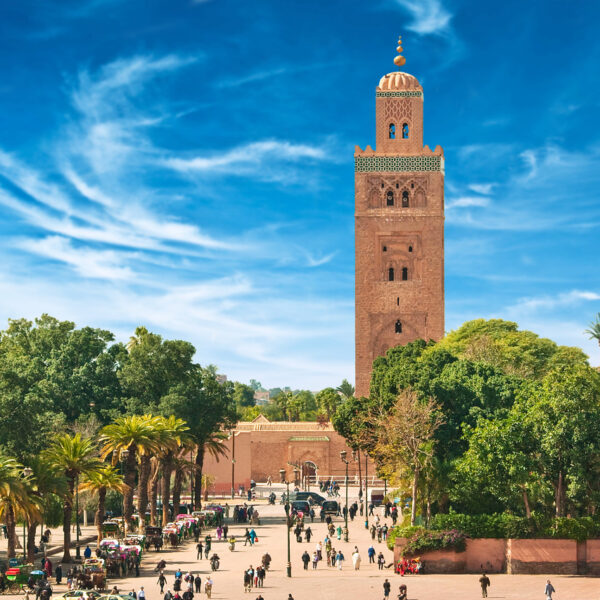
<box><xmin>162</xmin><ymin>523</ymin><xmax>181</xmax><ymax>548</ymax></box>
<box><xmin>2</xmin><ymin>565</ymin><xmax>43</xmax><ymax>594</ymax></box>
<box><xmin>101</xmin><ymin>520</ymin><xmax>122</xmax><ymax>539</ymax></box>
<box><xmin>144</xmin><ymin>526</ymin><xmax>163</xmax><ymax>551</ymax></box>
<box><xmin>79</xmin><ymin>559</ymin><xmax>107</xmax><ymax>590</ymax></box>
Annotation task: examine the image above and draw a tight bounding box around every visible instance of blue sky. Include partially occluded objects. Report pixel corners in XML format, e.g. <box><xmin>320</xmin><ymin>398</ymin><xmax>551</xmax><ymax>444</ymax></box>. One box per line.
<box><xmin>0</xmin><ymin>0</ymin><xmax>598</xmax><ymax>389</ymax></box>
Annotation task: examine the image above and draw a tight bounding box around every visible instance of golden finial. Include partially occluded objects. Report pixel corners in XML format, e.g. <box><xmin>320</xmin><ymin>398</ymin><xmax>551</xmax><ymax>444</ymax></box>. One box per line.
<box><xmin>394</xmin><ymin>36</ymin><xmax>406</xmax><ymax>68</ymax></box>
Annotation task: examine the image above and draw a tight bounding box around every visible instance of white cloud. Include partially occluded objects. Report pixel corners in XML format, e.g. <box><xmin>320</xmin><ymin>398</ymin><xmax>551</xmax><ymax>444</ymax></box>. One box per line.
<box><xmin>468</xmin><ymin>183</ymin><xmax>496</xmax><ymax>195</ymax></box>
<box><xmin>393</xmin><ymin>0</ymin><xmax>452</xmax><ymax>35</ymax></box>
<box><xmin>305</xmin><ymin>251</ymin><xmax>337</xmax><ymax>268</ymax></box>
<box><xmin>507</xmin><ymin>290</ymin><xmax>600</xmax><ymax>314</ymax></box>
<box><xmin>446</xmin><ymin>196</ymin><xmax>491</xmax><ymax>209</ymax></box>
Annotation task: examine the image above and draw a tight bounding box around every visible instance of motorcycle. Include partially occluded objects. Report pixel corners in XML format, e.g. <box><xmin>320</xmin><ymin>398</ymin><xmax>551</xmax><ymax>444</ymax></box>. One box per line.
<box><xmin>268</xmin><ymin>493</ymin><xmax>276</xmax><ymax>505</ymax></box>
<box><xmin>210</xmin><ymin>555</ymin><xmax>220</xmax><ymax>571</ymax></box>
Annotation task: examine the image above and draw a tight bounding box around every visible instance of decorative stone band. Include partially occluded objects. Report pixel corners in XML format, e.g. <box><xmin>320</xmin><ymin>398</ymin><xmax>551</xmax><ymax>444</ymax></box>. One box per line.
<box><xmin>288</xmin><ymin>436</ymin><xmax>330</xmax><ymax>442</ymax></box>
<box><xmin>355</xmin><ymin>155</ymin><xmax>443</xmax><ymax>173</ymax></box>
<box><xmin>376</xmin><ymin>91</ymin><xmax>423</xmax><ymax>98</ymax></box>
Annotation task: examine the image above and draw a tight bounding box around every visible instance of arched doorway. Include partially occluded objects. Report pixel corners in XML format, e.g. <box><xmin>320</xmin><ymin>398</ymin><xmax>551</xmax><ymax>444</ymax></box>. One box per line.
<box><xmin>302</xmin><ymin>461</ymin><xmax>318</xmax><ymax>490</ymax></box>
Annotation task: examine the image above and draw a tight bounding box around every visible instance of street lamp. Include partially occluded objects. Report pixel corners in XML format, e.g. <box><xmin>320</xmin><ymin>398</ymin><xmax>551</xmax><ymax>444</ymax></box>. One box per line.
<box><xmin>340</xmin><ymin>451</ymin><xmax>349</xmax><ymax>542</ymax></box>
<box><xmin>22</xmin><ymin>467</ymin><xmax>32</xmax><ymax>561</ymax></box>
<box><xmin>364</xmin><ymin>453</ymin><xmax>369</xmax><ymax>530</ymax></box>
<box><xmin>120</xmin><ymin>448</ymin><xmax>129</xmax><ymax>535</ymax></box>
<box><xmin>279</xmin><ymin>469</ymin><xmax>291</xmax><ymax>578</ymax></box>
<box><xmin>75</xmin><ymin>472</ymin><xmax>81</xmax><ymax>560</ymax></box>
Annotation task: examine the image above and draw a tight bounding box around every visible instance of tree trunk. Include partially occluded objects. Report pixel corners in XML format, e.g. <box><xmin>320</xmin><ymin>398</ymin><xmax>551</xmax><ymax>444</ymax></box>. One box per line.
<box><xmin>161</xmin><ymin>456</ymin><xmax>173</xmax><ymax>527</ymax></box>
<box><xmin>410</xmin><ymin>467</ymin><xmax>420</xmax><ymax>526</ymax></box>
<box><xmin>137</xmin><ymin>454</ymin><xmax>151</xmax><ymax>518</ymax></box>
<box><xmin>27</xmin><ymin>522</ymin><xmax>37</xmax><ymax>562</ymax></box>
<box><xmin>5</xmin><ymin>504</ymin><xmax>17</xmax><ymax>559</ymax></box>
<box><xmin>95</xmin><ymin>487</ymin><xmax>106</xmax><ymax>546</ymax></box>
<box><xmin>123</xmin><ymin>446</ymin><xmax>138</xmax><ymax>531</ymax></box>
<box><xmin>62</xmin><ymin>478</ymin><xmax>74</xmax><ymax>563</ymax></box>
<box><xmin>149</xmin><ymin>460</ymin><xmax>160</xmax><ymax>526</ymax></box>
<box><xmin>555</xmin><ymin>471</ymin><xmax>564</xmax><ymax>517</ymax></box>
<box><xmin>522</xmin><ymin>488</ymin><xmax>532</xmax><ymax>519</ymax></box>
<box><xmin>172</xmin><ymin>467</ymin><xmax>183</xmax><ymax>517</ymax></box>
<box><xmin>194</xmin><ymin>446</ymin><xmax>205</xmax><ymax>511</ymax></box>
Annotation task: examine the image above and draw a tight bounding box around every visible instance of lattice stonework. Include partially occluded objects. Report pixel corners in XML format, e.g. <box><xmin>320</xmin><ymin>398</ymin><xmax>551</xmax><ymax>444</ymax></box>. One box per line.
<box><xmin>376</xmin><ymin>91</ymin><xmax>423</xmax><ymax>98</ymax></box>
<box><xmin>381</xmin><ymin>98</ymin><xmax>412</xmax><ymax>123</ymax></box>
<box><xmin>355</xmin><ymin>155</ymin><xmax>442</xmax><ymax>172</ymax></box>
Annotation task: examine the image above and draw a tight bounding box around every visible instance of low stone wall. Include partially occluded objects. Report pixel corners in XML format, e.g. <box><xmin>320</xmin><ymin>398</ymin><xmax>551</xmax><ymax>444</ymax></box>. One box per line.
<box><xmin>394</xmin><ymin>537</ymin><xmax>599</xmax><ymax>575</ymax></box>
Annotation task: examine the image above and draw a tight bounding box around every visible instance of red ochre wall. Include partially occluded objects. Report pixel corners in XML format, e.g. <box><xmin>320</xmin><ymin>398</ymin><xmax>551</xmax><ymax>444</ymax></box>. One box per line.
<box><xmin>203</xmin><ymin>423</ymin><xmax>376</xmax><ymax>495</ymax></box>
<box><xmin>395</xmin><ymin>537</ymin><xmax>600</xmax><ymax>574</ymax></box>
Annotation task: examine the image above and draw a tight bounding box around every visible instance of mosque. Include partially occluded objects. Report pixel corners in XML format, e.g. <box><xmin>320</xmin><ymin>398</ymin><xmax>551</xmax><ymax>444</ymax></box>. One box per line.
<box><xmin>204</xmin><ymin>37</ymin><xmax>444</xmax><ymax>492</ymax></box>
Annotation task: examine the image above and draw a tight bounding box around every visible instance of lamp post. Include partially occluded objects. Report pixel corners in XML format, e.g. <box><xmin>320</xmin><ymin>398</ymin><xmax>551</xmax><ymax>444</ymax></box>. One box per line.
<box><xmin>75</xmin><ymin>472</ymin><xmax>81</xmax><ymax>560</ymax></box>
<box><xmin>364</xmin><ymin>453</ymin><xmax>369</xmax><ymax>529</ymax></box>
<box><xmin>22</xmin><ymin>467</ymin><xmax>32</xmax><ymax>561</ymax></box>
<box><xmin>340</xmin><ymin>451</ymin><xmax>349</xmax><ymax>542</ymax></box>
<box><xmin>279</xmin><ymin>469</ymin><xmax>292</xmax><ymax>578</ymax></box>
<box><xmin>120</xmin><ymin>448</ymin><xmax>129</xmax><ymax>535</ymax></box>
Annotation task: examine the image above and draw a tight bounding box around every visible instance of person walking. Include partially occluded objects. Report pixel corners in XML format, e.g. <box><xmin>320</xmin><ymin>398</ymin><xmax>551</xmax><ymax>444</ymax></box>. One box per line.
<box><xmin>196</xmin><ymin>541</ymin><xmax>203</xmax><ymax>560</ymax></box>
<box><xmin>301</xmin><ymin>551</ymin><xmax>310</xmax><ymax>570</ymax></box>
<box><xmin>243</xmin><ymin>570</ymin><xmax>251</xmax><ymax>593</ymax></box>
<box><xmin>383</xmin><ymin>579</ymin><xmax>391</xmax><ymax>600</ymax></box>
<box><xmin>54</xmin><ymin>564</ymin><xmax>62</xmax><ymax>585</ymax></box>
<box><xmin>479</xmin><ymin>571</ymin><xmax>492</xmax><ymax>598</ymax></box>
<box><xmin>312</xmin><ymin>552</ymin><xmax>319</xmax><ymax>570</ymax></box>
<box><xmin>352</xmin><ymin>548</ymin><xmax>361</xmax><ymax>570</ymax></box>
<box><xmin>204</xmin><ymin>577</ymin><xmax>213</xmax><ymax>599</ymax></box>
<box><xmin>163</xmin><ymin>591</ymin><xmax>173</xmax><ymax>600</ymax></box>
<box><xmin>305</xmin><ymin>527</ymin><xmax>312</xmax><ymax>543</ymax></box>
<box><xmin>545</xmin><ymin>580</ymin><xmax>556</xmax><ymax>600</ymax></box>
<box><xmin>335</xmin><ymin>550</ymin><xmax>344</xmax><ymax>570</ymax></box>
<box><xmin>377</xmin><ymin>552</ymin><xmax>386</xmax><ymax>570</ymax></box>
<box><xmin>368</xmin><ymin>545</ymin><xmax>376</xmax><ymax>563</ymax></box>
<box><xmin>194</xmin><ymin>575</ymin><xmax>201</xmax><ymax>594</ymax></box>
<box><xmin>158</xmin><ymin>573</ymin><xmax>167</xmax><ymax>594</ymax></box>
<box><xmin>137</xmin><ymin>587</ymin><xmax>146</xmax><ymax>600</ymax></box>
<box><xmin>479</xmin><ymin>573</ymin><xmax>491</xmax><ymax>598</ymax></box>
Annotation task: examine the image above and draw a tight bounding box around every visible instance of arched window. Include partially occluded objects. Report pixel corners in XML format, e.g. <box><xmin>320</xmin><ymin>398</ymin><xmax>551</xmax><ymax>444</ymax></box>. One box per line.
<box><xmin>395</xmin><ymin>320</ymin><xmax>402</xmax><ymax>334</ymax></box>
<box><xmin>408</xmin><ymin>245</ymin><xmax>413</xmax><ymax>253</ymax></box>
<box><xmin>402</xmin><ymin>123</ymin><xmax>409</xmax><ymax>139</ymax></box>
<box><xmin>386</xmin><ymin>190</ymin><xmax>394</xmax><ymax>206</ymax></box>
<box><xmin>382</xmin><ymin>245</ymin><xmax>387</xmax><ymax>252</ymax></box>
<box><xmin>388</xmin><ymin>267</ymin><xmax>394</xmax><ymax>281</ymax></box>
<box><xmin>402</xmin><ymin>191</ymin><xmax>409</xmax><ymax>207</ymax></box>
<box><xmin>402</xmin><ymin>267</ymin><xmax>408</xmax><ymax>281</ymax></box>
<box><xmin>389</xmin><ymin>123</ymin><xmax>396</xmax><ymax>139</ymax></box>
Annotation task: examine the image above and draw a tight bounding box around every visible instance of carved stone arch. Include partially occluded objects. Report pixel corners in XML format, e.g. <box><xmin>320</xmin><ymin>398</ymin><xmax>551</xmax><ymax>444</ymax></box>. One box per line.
<box><xmin>414</xmin><ymin>187</ymin><xmax>427</xmax><ymax>208</ymax></box>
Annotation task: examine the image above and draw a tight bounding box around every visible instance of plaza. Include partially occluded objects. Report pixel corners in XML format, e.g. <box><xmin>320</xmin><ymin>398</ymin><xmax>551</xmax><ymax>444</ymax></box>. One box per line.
<box><xmin>4</xmin><ymin>485</ymin><xmax>600</xmax><ymax>600</ymax></box>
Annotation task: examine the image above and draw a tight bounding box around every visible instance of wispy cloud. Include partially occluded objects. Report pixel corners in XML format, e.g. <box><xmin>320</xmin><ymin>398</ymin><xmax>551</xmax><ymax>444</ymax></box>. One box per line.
<box><xmin>446</xmin><ymin>195</ymin><xmax>491</xmax><ymax>209</ymax></box>
<box><xmin>468</xmin><ymin>183</ymin><xmax>496</xmax><ymax>195</ymax></box>
<box><xmin>393</xmin><ymin>0</ymin><xmax>452</xmax><ymax>35</ymax></box>
<box><xmin>507</xmin><ymin>290</ymin><xmax>600</xmax><ymax>314</ymax></box>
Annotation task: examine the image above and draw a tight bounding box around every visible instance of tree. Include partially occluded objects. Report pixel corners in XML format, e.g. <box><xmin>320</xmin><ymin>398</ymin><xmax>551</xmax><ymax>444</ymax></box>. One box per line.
<box><xmin>43</xmin><ymin>433</ymin><xmax>102</xmax><ymax>562</ymax></box>
<box><xmin>249</xmin><ymin>379</ymin><xmax>262</xmax><ymax>391</ymax></box>
<box><xmin>233</xmin><ymin>382</ymin><xmax>255</xmax><ymax>408</ymax></box>
<box><xmin>336</xmin><ymin>379</ymin><xmax>355</xmax><ymax>400</ymax></box>
<box><xmin>79</xmin><ymin>467</ymin><xmax>127</xmax><ymax>545</ymax></box>
<box><xmin>316</xmin><ymin>388</ymin><xmax>342</xmax><ymax>420</ymax></box>
<box><xmin>371</xmin><ymin>389</ymin><xmax>444</xmax><ymax>525</ymax></box>
<box><xmin>585</xmin><ymin>313</ymin><xmax>600</xmax><ymax>347</ymax></box>
<box><xmin>99</xmin><ymin>415</ymin><xmax>163</xmax><ymax>529</ymax></box>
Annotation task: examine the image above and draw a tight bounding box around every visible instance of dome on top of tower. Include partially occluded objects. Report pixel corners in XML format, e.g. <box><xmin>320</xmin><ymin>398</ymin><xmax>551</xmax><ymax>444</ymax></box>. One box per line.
<box><xmin>377</xmin><ymin>71</ymin><xmax>422</xmax><ymax>91</ymax></box>
<box><xmin>378</xmin><ymin>35</ymin><xmax>422</xmax><ymax>91</ymax></box>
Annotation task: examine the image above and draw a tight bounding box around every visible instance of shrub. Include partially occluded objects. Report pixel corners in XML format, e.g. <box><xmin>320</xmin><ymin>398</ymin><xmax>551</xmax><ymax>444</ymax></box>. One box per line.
<box><xmin>387</xmin><ymin>526</ymin><xmax>425</xmax><ymax>551</ymax></box>
<box><xmin>401</xmin><ymin>529</ymin><xmax>466</xmax><ymax>557</ymax></box>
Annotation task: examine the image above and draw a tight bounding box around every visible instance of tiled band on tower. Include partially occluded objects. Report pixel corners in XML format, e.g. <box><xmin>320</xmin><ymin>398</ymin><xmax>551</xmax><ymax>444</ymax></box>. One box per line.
<box><xmin>354</xmin><ymin>40</ymin><xmax>445</xmax><ymax>398</ymax></box>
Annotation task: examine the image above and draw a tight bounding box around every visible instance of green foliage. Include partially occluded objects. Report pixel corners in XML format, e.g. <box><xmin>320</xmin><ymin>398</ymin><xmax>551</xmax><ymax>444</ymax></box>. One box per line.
<box><xmin>400</xmin><ymin>529</ymin><xmax>467</xmax><ymax>556</ymax></box>
<box><xmin>233</xmin><ymin>382</ymin><xmax>255</xmax><ymax>407</ymax></box>
<box><xmin>386</xmin><ymin>525</ymin><xmax>425</xmax><ymax>551</ymax></box>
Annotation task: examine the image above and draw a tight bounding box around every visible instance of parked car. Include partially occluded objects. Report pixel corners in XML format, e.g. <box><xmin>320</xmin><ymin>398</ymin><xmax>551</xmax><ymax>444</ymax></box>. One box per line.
<box><xmin>290</xmin><ymin>500</ymin><xmax>310</xmax><ymax>514</ymax></box>
<box><xmin>290</xmin><ymin>491</ymin><xmax>326</xmax><ymax>506</ymax></box>
<box><xmin>322</xmin><ymin>500</ymin><xmax>339</xmax><ymax>515</ymax></box>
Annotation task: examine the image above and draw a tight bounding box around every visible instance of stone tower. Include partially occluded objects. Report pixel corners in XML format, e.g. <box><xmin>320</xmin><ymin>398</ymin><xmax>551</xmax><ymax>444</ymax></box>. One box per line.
<box><xmin>355</xmin><ymin>38</ymin><xmax>445</xmax><ymax>398</ymax></box>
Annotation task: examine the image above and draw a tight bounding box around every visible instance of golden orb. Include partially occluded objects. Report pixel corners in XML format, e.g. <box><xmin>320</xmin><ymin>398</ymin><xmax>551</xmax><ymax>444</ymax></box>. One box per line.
<box><xmin>394</xmin><ymin>55</ymin><xmax>406</xmax><ymax>67</ymax></box>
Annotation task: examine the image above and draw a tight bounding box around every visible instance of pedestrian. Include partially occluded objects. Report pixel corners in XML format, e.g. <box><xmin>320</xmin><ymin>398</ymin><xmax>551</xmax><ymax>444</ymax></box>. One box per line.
<box><xmin>479</xmin><ymin>572</ymin><xmax>491</xmax><ymax>598</ymax></box>
<box><xmin>287</xmin><ymin>595</ymin><xmax>294</xmax><ymax>600</ymax></box>
<box><xmin>54</xmin><ymin>564</ymin><xmax>62</xmax><ymax>585</ymax></box>
<box><xmin>305</xmin><ymin>527</ymin><xmax>312</xmax><ymax>542</ymax></box>
<box><xmin>158</xmin><ymin>573</ymin><xmax>167</xmax><ymax>594</ymax></box>
<box><xmin>196</xmin><ymin>541</ymin><xmax>203</xmax><ymax>560</ymax></box>
<box><xmin>352</xmin><ymin>548</ymin><xmax>361</xmax><ymax>570</ymax></box>
<box><xmin>137</xmin><ymin>587</ymin><xmax>146</xmax><ymax>600</ymax></box>
<box><xmin>382</xmin><ymin>524</ymin><xmax>388</xmax><ymax>540</ymax></box>
<box><xmin>267</xmin><ymin>475</ymin><xmax>272</xmax><ymax>486</ymax></box>
<box><xmin>545</xmin><ymin>580</ymin><xmax>555</xmax><ymax>600</ymax></box>
<box><xmin>383</xmin><ymin>579</ymin><xmax>391</xmax><ymax>600</ymax></box>
<box><xmin>335</xmin><ymin>550</ymin><xmax>344</xmax><ymax>570</ymax></box>
<box><xmin>302</xmin><ymin>551</ymin><xmax>310</xmax><ymax>570</ymax></box>
<box><xmin>377</xmin><ymin>552</ymin><xmax>385</xmax><ymax>570</ymax></box>
<box><xmin>368</xmin><ymin>545</ymin><xmax>376</xmax><ymax>563</ymax></box>
<box><xmin>223</xmin><ymin>524</ymin><xmax>229</xmax><ymax>539</ymax></box>
<box><xmin>243</xmin><ymin>569</ymin><xmax>251</xmax><ymax>593</ymax></box>
<box><xmin>83</xmin><ymin>546</ymin><xmax>92</xmax><ymax>560</ymax></box>
<box><xmin>312</xmin><ymin>552</ymin><xmax>319</xmax><ymax>570</ymax></box>
<box><xmin>398</xmin><ymin>584</ymin><xmax>407</xmax><ymax>600</ymax></box>
<box><xmin>163</xmin><ymin>591</ymin><xmax>173</xmax><ymax>600</ymax></box>
<box><xmin>336</xmin><ymin>525</ymin><xmax>342</xmax><ymax>540</ymax></box>
<box><xmin>257</xmin><ymin>566</ymin><xmax>265</xmax><ymax>587</ymax></box>
<box><xmin>194</xmin><ymin>576</ymin><xmax>201</xmax><ymax>594</ymax></box>
<box><xmin>204</xmin><ymin>577</ymin><xmax>213</xmax><ymax>599</ymax></box>
<box><xmin>130</xmin><ymin>589</ymin><xmax>137</xmax><ymax>600</ymax></box>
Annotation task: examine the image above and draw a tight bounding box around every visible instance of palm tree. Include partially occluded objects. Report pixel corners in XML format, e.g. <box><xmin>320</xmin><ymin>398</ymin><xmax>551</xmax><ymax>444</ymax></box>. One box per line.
<box><xmin>99</xmin><ymin>414</ymin><xmax>163</xmax><ymax>530</ymax></box>
<box><xmin>336</xmin><ymin>379</ymin><xmax>355</xmax><ymax>400</ymax></box>
<box><xmin>43</xmin><ymin>434</ymin><xmax>102</xmax><ymax>562</ymax></box>
<box><xmin>153</xmin><ymin>416</ymin><xmax>190</xmax><ymax>526</ymax></box>
<box><xmin>194</xmin><ymin>431</ymin><xmax>229</xmax><ymax>510</ymax></box>
<box><xmin>23</xmin><ymin>456</ymin><xmax>67</xmax><ymax>561</ymax></box>
<box><xmin>0</xmin><ymin>455</ymin><xmax>37</xmax><ymax>559</ymax></box>
<box><xmin>586</xmin><ymin>313</ymin><xmax>600</xmax><ymax>347</ymax></box>
<box><xmin>79</xmin><ymin>466</ymin><xmax>128</xmax><ymax>545</ymax></box>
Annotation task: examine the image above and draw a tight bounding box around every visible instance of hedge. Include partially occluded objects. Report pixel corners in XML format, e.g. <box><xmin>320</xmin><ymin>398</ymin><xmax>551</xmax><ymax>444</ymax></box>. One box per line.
<box><xmin>401</xmin><ymin>529</ymin><xmax>466</xmax><ymax>557</ymax></box>
<box><xmin>388</xmin><ymin>514</ymin><xmax>600</xmax><ymax>548</ymax></box>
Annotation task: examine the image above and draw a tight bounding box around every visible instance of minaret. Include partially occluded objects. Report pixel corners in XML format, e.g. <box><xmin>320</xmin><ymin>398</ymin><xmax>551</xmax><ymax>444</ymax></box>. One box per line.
<box><xmin>354</xmin><ymin>37</ymin><xmax>445</xmax><ymax>398</ymax></box>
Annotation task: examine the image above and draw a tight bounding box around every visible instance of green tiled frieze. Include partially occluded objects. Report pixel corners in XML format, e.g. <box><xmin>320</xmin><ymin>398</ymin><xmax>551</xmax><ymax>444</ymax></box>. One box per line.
<box><xmin>376</xmin><ymin>91</ymin><xmax>423</xmax><ymax>98</ymax></box>
<box><xmin>355</xmin><ymin>155</ymin><xmax>442</xmax><ymax>172</ymax></box>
